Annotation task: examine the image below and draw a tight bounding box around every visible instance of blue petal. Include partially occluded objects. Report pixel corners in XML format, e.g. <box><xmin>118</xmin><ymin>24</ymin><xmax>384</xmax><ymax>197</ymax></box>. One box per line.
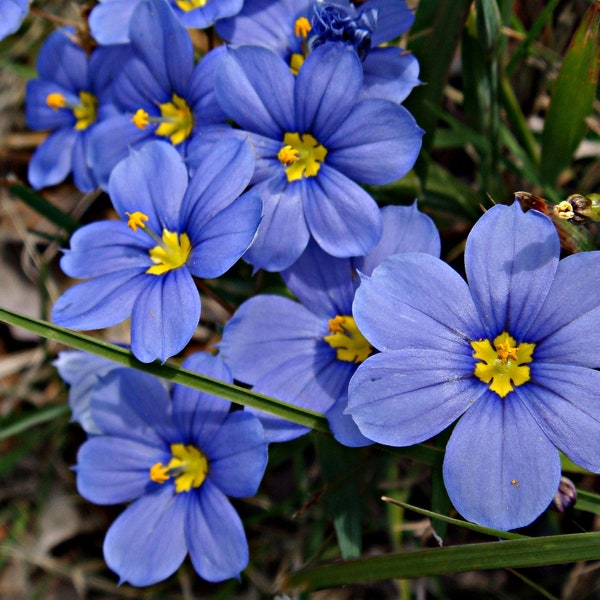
<box><xmin>444</xmin><ymin>391</ymin><xmax>560</xmax><ymax>530</ymax></box>
<box><xmin>250</xmin><ymin>349</ymin><xmax>353</xmax><ymax>442</ymax></box>
<box><xmin>187</xmin><ymin>189</ymin><xmax>262</xmax><ymax>279</ymax></box>
<box><xmin>243</xmin><ymin>177</ymin><xmax>310</xmax><ymax>272</ymax></box>
<box><xmin>364</xmin><ymin>0</ymin><xmax>415</xmax><ymax>46</ymax></box>
<box><xmin>295</xmin><ymin>43</ymin><xmax>363</xmax><ymax>141</ymax></box>
<box><xmin>172</xmin><ymin>352</ymin><xmax>233</xmax><ymax>444</ymax></box>
<box><xmin>89</xmin><ymin>0</ymin><xmax>140</xmax><ymax>44</ymax></box>
<box><xmin>522</xmin><ymin>364</ymin><xmax>600</xmax><ymax>472</ymax></box>
<box><xmin>51</xmin><ymin>270</ymin><xmax>149</xmax><ymax>330</ymax></box>
<box><xmin>110</xmin><ymin>55</ymin><xmax>168</xmax><ymax>111</ymax></box>
<box><xmin>104</xmin><ymin>485</ymin><xmax>187</xmax><ymax>586</ymax></box>
<box><xmin>54</xmin><ymin>350</ymin><xmax>124</xmax><ymax>434</ymax></box>
<box><xmin>130</xmin><ymin>268</ymin><xmax>200</xmax><ymax>363</ymax></box>
<box><xmin>219</xmin><ymin>294</ymin><xmax>325</xmax><ymax>386</ymax></box>
<box><xmin>281</xmin><ymin>240</ymin><xmax>356</xmax><ymax>317</ymax></box>
<box><xmin>59</xmin><ymin>221</ymin><xmax>152</xmax><ymax>278</ymax></box>
<box><xmin>109</xmin><ymin>140</ymin><xmax>188</xmax><ymax>233</ymax></box>
<box><xmin>347</xmin><ymin>350</ymin><xmax>479</xmax><ymax>446</ymax></box>
<box><xmin>88</xmin><ymin>114</ymin><xmax>154</xmax><ymax>189</ymax></box>
<box><xmin>26</xmin><ymin>80</ymin><xmax>77</xmax><ymax>130</ymax></box>
<box><xmin>181</xmin><ymin>137</ymin><xmax>255</xmax><ymax>231</ymax></box>
<box><xmin>76</xmin><ymin>436</ymin><xmax>169</xmax><ymax>504</ymax></box>
<box><xmin>352</xmin><ymin>253</ymin><xmax>481</xmax><ymax>352</ymax></box>
<box><xmin>129</xmin><ymin>0</ymin><xmax>194</xmax><ymax>96</ymax></box>
<box><xmin>327</xmin><ymin>393</ymin><xmax>372</xmax><ymax>447</ymax></box>
<box><xmin>215</xmin><ymin>45</ymin><xmax>295</xmax><ymax>139</ymax></box>
<box><xmin>205</xmin><ymin>411</ymin><xmax>268</xmax><ymax>497</ymax></box>
<box><xmin>354</xmin><ymin>203</ymin><xmax>440</xmax><ymax>276</ymax></box>
<box><xmin>185</xmin><ymin>480</ymin><xmax>248</xmax><ymax>582</ymax></box>
<box><xmin>526</xmin><ymin>251</ymin><xmax>600</xmax><ymax>366</ymax></box>
<box><xmin>303</xmin><ymin>166</ymin><xmax>382</xmax><ymax>258</ymax></box>
<box><xmin>187</xmin><ymin>47</ymin><xmax>229</xmax><ymax>125</ymax></box>
<box><xmin>89</xmin><ymin>368</ymin><xmax>177</xmax><ymax>445</ymax></box>
<box><xmin>172</xmin><ymin>0</ymin><xmax>243</xmax><ymax>28</ymax></box>
<box><xmin>360</xmin><ymin>48</ymin><xmax>421</xmax><ymax>103</ymax></box>
<box><xmin>71</xmin><ymin>130</ymin><xmax>98</xmax><ymax>193</ymax></box>
<box><xmin>36</xmin><ymin>29</ymin><xmax>88</xmax><ymax>91</ymax></box>
<box><xmin>465</xmin><ymin>202</ymin><xmax>559</xmax><ymax>340</ymax></box>
<box><xmin>216</xmin><ymin>0</ymin><xmax>309</xmax><ymax>57</ymax></box>
<box><xmin>0</xmin><ymin>0</ymin><xmax>29</xmax><ymax>40</ymax></box>
<box><xmin>28</xmin><ymin>128</ymin><xmax>77</xmax><ymax>189</ymax></box>
<box><xmin>325</xmin><ymin>99</ymin><xmax>422</xmax><ymax>184</ymax></box>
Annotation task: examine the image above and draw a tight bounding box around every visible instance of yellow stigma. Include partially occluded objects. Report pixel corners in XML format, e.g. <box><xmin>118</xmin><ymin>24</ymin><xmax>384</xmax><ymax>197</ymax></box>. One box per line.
<box><xmin>149</xmin><ymin>443</ymin><xmax>209</xmax><ymax>493</ymax></box>
<box><xmin>126</xmin><ymin>211</ymin><xmax>149</xmax><ymax>232</ymax></box>
<box><xmin>290</xmin><ymin>53</ymin><xmax>306</xmax><ymax>75</ymax></box>
<box><xmin>155</xmin><ymin>94</ymin><xmax>194</xmax><ymax>145</ymax></box>
<box><xmin>132</xmin><ymin>109</ymin><xmax>150</xmax><ymax>130</ymax></box>
<box><xmin>278</xmin><ymin>132</ymin><xmax>327</xmax><ymax>182</ymax></box>
<box><xmin>174</xmin><ymin>0</ymin><xmax>208</xmax><ymax>11</ymax></box>
<box><xmin>46</xmin><ymin>92</ymin><xmax>67</xmax><ymax>110</ymax></box>
<box><xmin>147</xmin><ymin>229</ymin><xmax>192</xmax><ymax>275</ymax></box>
<box><xmin>324</xmin><ymin>315</ymin><xmax>372</xmax><ymax>363</ymax></box>
<box><xmin>294</xmin><ymin>16</ymin><xmax>312</xmax><ymax>38</ymax></box>
<box><xmin>471</xmin><ymin>332</ymin><xmax>535</xmax><ymax>398</ymax></box>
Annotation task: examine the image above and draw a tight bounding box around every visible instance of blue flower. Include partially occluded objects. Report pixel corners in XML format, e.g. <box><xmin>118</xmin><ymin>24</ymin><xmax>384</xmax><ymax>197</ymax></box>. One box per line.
<box><xmin>88</xmin><ymin>0</ymin><xmax>229</xmax><ymax>188</ymax></box>
<box><xmin>52</xmin><ymin>139</ymin><xmax>261</xmax><ymax>363</ymax></box>
<box><xmin>25</xmin><ymin>28</ymin><xmax>122</xmax><ymax>191</ymax></box>
<box><xmin>219</xmin><ymin>204</ymin><xmax>440</xmax><ymax>443</ymax></box>
<box><xmin>348</xmin><ymin>202</ymin><xmax>600</xmax><ymax>530</ymax></box>
<box><xmin>0</xmin><ymin>0</ymin><xmax>29</xmax><ymax>41</ymax></box>
<box><xmin>216</xmin><ymin>0</ymin><xmax>420</xmax><ymax>103</ymax></box>
<box><xmin>75</xmin><ymin>352</ymin><xmax>268</xmax><ymax>585</ymax></box>
<box><xmin>89</xmin><ymin>0</ymin><xmax>244</xmax><ymax>45</ymax></box>
<box><xmin>213</xmin><ymin>43</ymin><xmax>423</xmax><ymax>271</ymax></box>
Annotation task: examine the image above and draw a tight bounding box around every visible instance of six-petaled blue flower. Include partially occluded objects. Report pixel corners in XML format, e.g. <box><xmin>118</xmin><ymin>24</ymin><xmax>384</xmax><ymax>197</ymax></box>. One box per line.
<box><xmin>348</xmin><ymin>202</ymin><xmax>600</xmax><ymax>530</ymax></box>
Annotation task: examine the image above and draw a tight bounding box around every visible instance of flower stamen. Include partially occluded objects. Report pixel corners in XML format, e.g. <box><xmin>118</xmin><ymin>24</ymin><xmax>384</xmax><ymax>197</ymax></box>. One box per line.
<box><xmin>278</xmin><ymin>132</ymin><xmax>327</xmax><ymax>181</ymax></box>
<box><xmin>149</xmin><ymin>443</ymin><xmax>209</xmax><ymax>493</ymax></box>
<box><xmin>324</xmin><ymin>315</ymin><xmax>372</xmax><ymax>363</ymax></box>
<box><xmin>295</xmin><ymin>16</ymin><xmax>312</xmax><ymax>38</ymax></box>
<box><xmin>46</xmin><ymin>91</ymin><xmax>98</xmax><ymax>130</ymax></box>
<box><xmin>131</xmin><ymin>94</ymin><xmax>194</xmax><ymax>145</ymax></box>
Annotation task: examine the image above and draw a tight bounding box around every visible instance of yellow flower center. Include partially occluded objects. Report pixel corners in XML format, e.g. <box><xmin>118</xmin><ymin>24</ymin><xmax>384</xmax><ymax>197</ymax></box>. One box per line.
<box><xmin>471</xmin><ymin>332</ymin><xmax>535</xmax><ymax>398</ymax></box>
<box><xmin>131</xmin><ymin>94</ymin><xmax>194</xmax><ymax>145</ymax></box>
<box><xmin>324</xmin><ymin>315</ymin><xmax>372</xmax><ymax>363</ymax></box>
<box><xmin>289</xmin><ymin>53</ymin><xmax>306</xmax><ymax>75</ymax></box>
<box><xmin>46</xmin><ymin>91</ymin><xmax>98</xmax><ymax>131</ymax></box>
<box><xmin>149</xmin><ymin>443</ymin><xmax>209</xmax><ymax>493</ymax></box>
<box><xmin>294</xmin><ymin>16</ymin><xmax>312</xmax><ymax>38</ymax></box>
<box><xmin>125</xmin><ymin>211</ymin><xmax>191</xmax><ymax>275</ymax></box>
<box><xmin>277</xmin><ymin>132</ymin><xmax>327</xmax><ymax>182</ymax></box>
<box><xmin>174</xmin><ymin>0</ymin><xmax>208</xmax><ymax>11</ymax></box>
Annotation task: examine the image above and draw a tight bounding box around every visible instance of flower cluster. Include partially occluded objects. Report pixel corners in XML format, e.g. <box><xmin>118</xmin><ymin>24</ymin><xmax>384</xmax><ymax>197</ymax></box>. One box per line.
<box><xmin>16</xmin><ymin>0</ymin><xmax>600</xmax><ymax>591</ymax></box>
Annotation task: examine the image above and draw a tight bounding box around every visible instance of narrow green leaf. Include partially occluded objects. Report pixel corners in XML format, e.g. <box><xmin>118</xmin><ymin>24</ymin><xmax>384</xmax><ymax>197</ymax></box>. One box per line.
<box><xmin>476</xmin><ymin>0</ymin><xmax>503</xmax><ymax>53</ymax></box>
<box><xmin>0</xmin><ymin>307</ymin><xmax>330</xmax><ymax>432</ymax></box>
<box><xmin>575</xmin><ymin>490</ymin><xmax>600</xmax><ymax>515</ymax></box>
<box><xmin>6</xmin><ymin>184</ymin><xmax>80</xmax><ymax>233</ymax></box>
<box><xmin>314</xmin><ymin>436</ymin><xmax>362</xmax><ymax>559</ymax></box>
<box><xmin>0</xmin><ymin>404</ymin><xmax>70</xmax><ymax>442</ymax></box>
<box><xmin>284</xmin><ymin>532</ymin><xmax>600</xmax><ymax>592</ymax></box>
<box><xmin>540</xmin><ymin>1</ymin><xmax>600</xmax><ymax>184</ymax></box>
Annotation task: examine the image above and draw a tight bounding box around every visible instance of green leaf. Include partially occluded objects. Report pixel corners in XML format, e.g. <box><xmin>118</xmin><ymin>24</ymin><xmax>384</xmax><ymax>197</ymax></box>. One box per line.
<box><xmin>284</xmin><ymin>532</ymin><xmax>600</xmax><ymax>592</ymax></box>
<box><xmin>6</xmin><ymin>184</ymin><xmax>81</xmax><ymax>234</ymax></box>
<box><xmin>575</xmin><ymin>490</ymin><xmax>600</xmax><ymax>515</ymax></box>
<box><xmin>540</xmin><ymin>1</ymin><xmax>600</xmax><ymax>185</ymax></box>
<box><xmin>0</xmin><ymin>404</ymin><xmax>70</xmax><ymax>442</ymax></box>
<box><xmin>314</xmin><ymin>436</ymin><xmax>362</xmax><ymax>559</ymax></box>
<box><xmin>0</xmin><ymin>307</ymin><xmax>330</xmax><ymax>433</ymax></box>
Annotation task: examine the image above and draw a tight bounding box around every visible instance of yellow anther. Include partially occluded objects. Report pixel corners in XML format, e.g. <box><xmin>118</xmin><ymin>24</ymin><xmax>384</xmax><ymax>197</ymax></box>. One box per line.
<box><xmin>294</xmin><ymin>16</ymin><xmax>312</xmax><ymax>38</ymax></box>
<box><xmin>155</xmin><ymin>94</ymin><xmax>193</xmax><ymax>145</ymax></box>
<box><xmin>277</xmin><ymin>145</ymin><xmax>300</xmax><ymax>166</ymax></box>
<box><xmin>150</xmin><ymin>462</ymin><xmax>170</xmax><ymax>484</ymax></box>
<box><xmin>132</xmin><ymin>109</ymin><xmax>150</xmax><ymax>130</ymax></box>
<box><xmin>147</xmin><ymin>230</ymin><xmax>192</xmax><ymax>275</ymax></box>
<box><xmin>290</xmin><ymin>53</ymin><xmax>305</xmax><ymax>76</ymax></box>
<box><xmin>324</xmin><ymin>315</ymin><xmax>372</xmax><ymax>364</ymax></box>
<box><xmin>174</xmin><ymin>0</ymin><xmax>207</xmax><ymax>11</ymax></box>
<box><xmin>126</xmin><ymin>211</ymin><xmax>149</xmax><ymax>232</ymax></box>
<box><xmin>73</xmin><ymin>91</ymin><xmax>98</xmax><ymax>131</ymax></box>
<box><xmin>167</xmin><ymin>443</ymin><xmax>209</xmax><ymax>493</ymax></box>
<box><xmin>471</xmin><ymin>332</ymin><xmax>535</xmax><ymax>398</ymax></box>
<box><xmin>46</xmin><ymin>93</ymin><xmax>67</xmax><ymax>110</ymax></box>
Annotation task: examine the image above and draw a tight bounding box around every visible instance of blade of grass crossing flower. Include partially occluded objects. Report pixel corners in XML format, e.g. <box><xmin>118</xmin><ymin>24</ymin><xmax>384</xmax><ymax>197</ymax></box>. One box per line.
<box><xmin>283</xmin><ymin>532</ymin><xmax>600</xmax><ymax>592</ymax></box>
<box><xmin>6</xmin><ymin>183</ymin><xmax>80</xmax><ymax>233</ymax></box>
<box><xmin>540</xmin><ymin>1</ymin><xmax>600</xmax><ymax>185</ymax></box>
<box><xmin>574</xmin><ymin>490</ymin><xmax>600</xmax><ymax>515</ymax></box>
<box><xmin>314</xmin><ymin>436</ymin><xmax>362</xmax><ymax>559</ymax></box>
<box><xmin>0</xmin><ymin>307</ymin><xmax>330</xmax><ymax>432</ymax></box>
